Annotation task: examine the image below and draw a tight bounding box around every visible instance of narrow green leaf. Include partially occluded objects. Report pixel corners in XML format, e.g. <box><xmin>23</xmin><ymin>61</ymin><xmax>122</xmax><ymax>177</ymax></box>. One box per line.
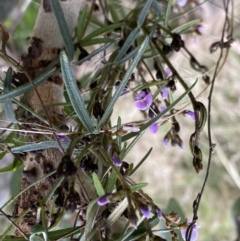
<box><xmin>117</xmin><ymin>45</ymin><xmax>141</xmax><ymax>66</ymax></box>
<box><xmin>77</xmin><ymin>5</ymin><xmax>89</xmax><ymax>41</ymax></box>
<box><xmin>83</xmin><ymin>22</ymin><xmax>123</xmax><ymax>41</ymax></box>
<box><xmin>3</xmin><ymin>67</ymin><xmax>17</xmax><ymax>122</ymax></box>
<box><xmin>152</xmin><ymin>0</ymin><xmax>162</xmax><ymax>16</ymax></box>
<box><xmin>106</xmin><ymin>169</ymin><xmax>118</xmax><ymax>193</ymax></box>
<box><xmin>0</xmin><ymin>67</ymin><xmax>56</xmax><ymax>102</ymax></box>
<box><xmin>130</xmin><ymin>147</ymin><xmax>153</xmax><ymax>175</ymax></box>
<box><xmin>92</xmin><ymin>172</ymin><xmax>105</xmax><ymax>197</ymax></box>
<box><xmin>172</xmin><ymin>19</ymin><xmax>201</xmax><ymax>33</ymax></box>
<box><xmin>81</xmin><ymin>37</ymin><xmax>115</xmax><ymax>47</ymax></box>
<box><xmin>105</xmin><ymin>198</ymin><xmax>128</xmax><ymax>229</ymax></box>
<box><xmin>130</xmin><ymin>183</ymin><xmax>148</xmax><ymax>192</ymax></box>
<box><xmin>49</xmin><ymin>0</ymin><xmax>74</xmax><ymax>60</ymax></box>
<box><xmin>85</xmin><ymin>199</ymin><xmax>98</xmax><ymax>241</ymax></box>
<box><xmin>76</xmin><ymin>41</ymin><xmax>116</xmax><ymax>65</ymax></box>
<box><xmin>122</xmin><ymin>79</ymin><xmax>198</xmax><ymax>142</ymax></box>
<box><xmin>60</xmin><ymin>50</ymin><xmax>95</xmax><ymax>132</ymax></box>
<box><xmin>115</xmin><ymin>28</ymin><xmax>140</xmax><ymax>63</ymax></box>
<box><xmin>164</xmin><ymin>0</ymin><xmax>173</xmax><ymax>29</ymax></box>
<box><xmin>0</xmin><ymin>227</ymin><xmax>81</xmax><ymax>241</ymax></box>
<box><xmin>137</xmin><ymin>0</ymin><xmax>153</xmax><ymax>27</ymax></box>
<box><xmin>97</xmin><ymin>36</ymin><xmax>149</xmax><ymax>129</ymax></box>
<box><xmin>11</xmin><ymin>141</ymin><xmax>70</xmax><ymax>153</ymax></box>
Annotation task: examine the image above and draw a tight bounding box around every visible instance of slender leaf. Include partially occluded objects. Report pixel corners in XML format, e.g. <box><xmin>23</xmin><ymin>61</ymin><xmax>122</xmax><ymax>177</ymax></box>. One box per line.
<box><xmin>92</xmin><ymin>172</ymin><xmax>105</xmax><ymax>197</ymax></box>
<box><xmin>0</xmin><ymin>67</ymin><xmax>56</xmax><ymax>102</ymax></box>
<box><xmin>76</xmin><ymin>41</ymin><xmax>117</xmax><ymax>65</ymax></box>
<box><xmin>137</xmin><ymin>0</ymin><xmax>154</xmax><ymax>27</ymax></box>
<box><xmin>77</xmin><ymin>5</ymin><xmax>89</xmax><ymax>41</ymax></box>
<box><xmin>106</xmin><ymin>169</ymin><xmax>118</xmax><ymax>193</ymax></box>
<box><xmin>11</xmin><ymin>141</ymin><xmax>70</xmax><ymax>153</ymax></box>
<box><xmin>130</xmin><ymin>147</ymin><xmax>153</xmax><ymax>175</ymax></box>
<box><xmin>172</xmin><ymin>19</ymin><xmax>201</xmax><ymax>33</ymax></box>
<box><xmin>97</xmin><ymin>36</ymin><xmax>150</xmax><ymax>129</ymax></box>
<box><xmin>152</xmin><ymin>0</ymin><xmax>162</xmax><ymax>16</ymax></box>
<box><xmin>3</xmin><ymin>67</ymin><xmax>17</xmax><ymax>122</ymax></box>
<box><xmin>81</xmin><ymin>37</ymin><xmax>115</xmax><ymax>47</ymax></box>
<box><xmin>117</xmin><ymin>45</ymin><xmax>141</xmax><ymax>66</ymax></box>
<box><xmin>60</xmin><ymin>50</ymin><xmax>95</xmax><ymax>132</ymax></box>
<box><xmin>105</xmin><ymin>198</ymin><xmax>128</xmax><ymax>229</ymax></box>
<box><xmin>85</xmin><ymin>199</ymin><xmax>98</xmax><ymax>241</ymax></box>
<box><xmin>130</xmin><ymin>183</ymin><xmax>148</xmax><ymax>192</ymax></box>
<box><xmin>49</xmin><ymin>0</ymin><xmax>74</xmax><ymax>60</ymax></box>
<box><xmin>83</xmin><ymin>22</ymin><xmax>123</xmax><ymax>41</ymax></box>
<box><xmin>122</xmin><ymin>79</ymin><xmax>198</xmax><ymax>142</ymax></box>
<box><xmin>164</xmin><ymin>0</ymin><xmax>173</xmax><ymax>29</ymax></box>
<box><xmin>0</xmin><ymin>227</ymin><xmax>82</xmax><ymax>241</ymax></box>
<box><xmin>115</xmin><ymin>28</ymin><xmax>140</xmax><ymax>63</ymax></box>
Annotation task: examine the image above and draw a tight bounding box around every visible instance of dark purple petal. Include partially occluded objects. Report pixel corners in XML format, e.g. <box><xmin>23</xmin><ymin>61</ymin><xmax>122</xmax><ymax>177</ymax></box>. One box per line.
<box><xmin>140</xmin><ymin>206</ymin><xmax>150</xmax><ymax>219</ymax></box>
<box><xmin>149</xmin><ymin>123</ymin><xmax>158</xmax><ymax>134</ymax></box>
<box><xmin>56</xmin><ymin>134</ymin><xmax>71</xmax><ymax>142</ymax></box>
<box><xmin>161</xmin><ymin>87</ymin><xmax>168</xmax><ymax>100</ymax></box>
<box><xmin>185</xmin><ymin>110</ymin><xmax>195</xmax><ymax>120</ymax></box>
<box><xmin>181</xmin><ymin>227</ymin><xmax>198</xmax><ymax>241</ymax></box>
<box><xmin>112</xmin><ymin>153</ymin><xmax>122</xmax><ymax>167</ymax></box>
<box><xmin>97</xmin><ymin>193</ymin><xmax>111</xmax><ymax>206</ymax></box>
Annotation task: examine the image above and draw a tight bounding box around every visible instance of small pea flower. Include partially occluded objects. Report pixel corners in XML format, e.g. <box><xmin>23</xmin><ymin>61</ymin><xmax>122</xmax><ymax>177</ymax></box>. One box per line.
<box><xmin>156</xmin><ymin>209</ymin><xmax>163</xmax><ymax>219</ymax></box>
<box><xmin>97</xmin><ymin>193</ymin><xmax>111</xmax><ymax>206</ymax></box>
<box><xmin>149</xmin><ymin>123</ymin><xmax>158</xmax><ymax>134</ymax></box>
<box><xmin>161</xmin><ymin>86</ymin><xmax>169</xmax><ymax>100</ymax></box>
<box><xmin>163</xmin><ymin>132</ymin><xmax>171</xmax><ymax>147</ymax></box>
<box><xmin>139</xmin><ymin>204</ymin><xmax>151</xmax><ymax>219</ymax></box>
<box><xmin>181</xmin><ymin>222</ymin><xmax>199</xmax><ymax>241</ymax></box>
<box><xmin>56</xmin><ymin>134</ymin><xmax>71</xmax><ymax>142</ymax></box>
<box><xmin>184</xmin><ymin>110</ymin><xmax>195</xmax><ymax>120</ymax></box>
<box><xmin>135</xmin><ymin>90</ymin><xmax>152</xmax><ymax>110</ymax></box>
<box><xmin>148</xmin><ymin>103</ymin><xmax>160</xmax><ymax>134</ymax></box>
<box><xmin>112</xmin><ymin>153</ymin><xmax>122</xmax><ymax>167</ymax></box>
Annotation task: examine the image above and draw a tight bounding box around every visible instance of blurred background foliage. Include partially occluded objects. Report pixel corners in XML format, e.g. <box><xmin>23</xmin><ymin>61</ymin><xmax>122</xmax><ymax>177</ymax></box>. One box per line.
<box><xmin>0</xmin><ymin>0</ymin><xmax>239</xmax><ymax>240</ymax></box>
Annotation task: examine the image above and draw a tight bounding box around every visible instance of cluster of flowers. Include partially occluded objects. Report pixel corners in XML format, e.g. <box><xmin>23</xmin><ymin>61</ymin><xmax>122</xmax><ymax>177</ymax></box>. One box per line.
<box><xmin>97</xmin><ymin>192</ymin><xmax>199</xmax><ymax>241</ymax></box>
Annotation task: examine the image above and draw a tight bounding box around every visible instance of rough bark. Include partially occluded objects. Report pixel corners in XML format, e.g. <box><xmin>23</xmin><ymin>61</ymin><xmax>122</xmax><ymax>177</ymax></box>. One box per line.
<box><xmin>13</xmin><ymin>0</ymin><xmax>82</xmax><ymax>236</ymax></box>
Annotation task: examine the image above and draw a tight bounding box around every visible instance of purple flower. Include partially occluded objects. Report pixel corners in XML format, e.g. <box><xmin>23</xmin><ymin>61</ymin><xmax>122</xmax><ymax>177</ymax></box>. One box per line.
<box><xmin>177</xmin><ymin>0</ymin><xmax>187</xmax><ymax>7</ymax></box>
<box><xmin>112</xmin><ymin>153</ymin><xmax>122</xmax><ymax>167</ymax></box>
<box><xmin>163</xmin><ymin>134</ymin><xmax>170</xmax><ymax>147</ymax></box>
<box><xmin>140</xmin><ymin>206</ymin><xmax>151</xmax><ymax>219</ymax></box>
<box><xmin>161</xmin><ymin>86</ymin><xmax>169</xmax><ymax>100</ymax></box>
<box><xmin>197</xmin><ymin>24</ymin><xmax>205</xmax><ymax>34</ymax></box>
<box><xmin>159</xmin><ymin>105</ymin><xmax>166</xmax><ymax>112</ymax></box>
<box><xmin>185</xmin><ymin>110</ymin><xmax>195</xmax><ymax>120</ymax></box>
<box><xmin>181</xmin><ymin>223</ymin><xmax>199</xmax><ymax>241</ymax></box>
<box><xmin>156</xmin><ymin>209</ymin><xmax>162</xmax><ymax>219</ymax></box>
<box><xmin>115</xmin><ymin>81</ymin><xmax>127</xmax><ymax>95</ymax></box>
<box><xmin>97</xmin><ymin>193</ymin><xmax>111</xmax><ymax>206</ymax></box>
<box><xmin>149</xmin><ymin>123</ymin><xmax>158</xmax><ymax>134</ymax></box>
<box><xmin>135</xmin><ymin>90</ymin><xmax>153</xmax><ymax>110</ymax></box>
<box><xmin>56</xmin><ymin>134</ymin><xmax>71</xmax><ymax>142</ymax></box>
<box><xmin>165</xmin><ymin>68</ymin><xmax>173</xmax><ymax>78</ymax></box>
